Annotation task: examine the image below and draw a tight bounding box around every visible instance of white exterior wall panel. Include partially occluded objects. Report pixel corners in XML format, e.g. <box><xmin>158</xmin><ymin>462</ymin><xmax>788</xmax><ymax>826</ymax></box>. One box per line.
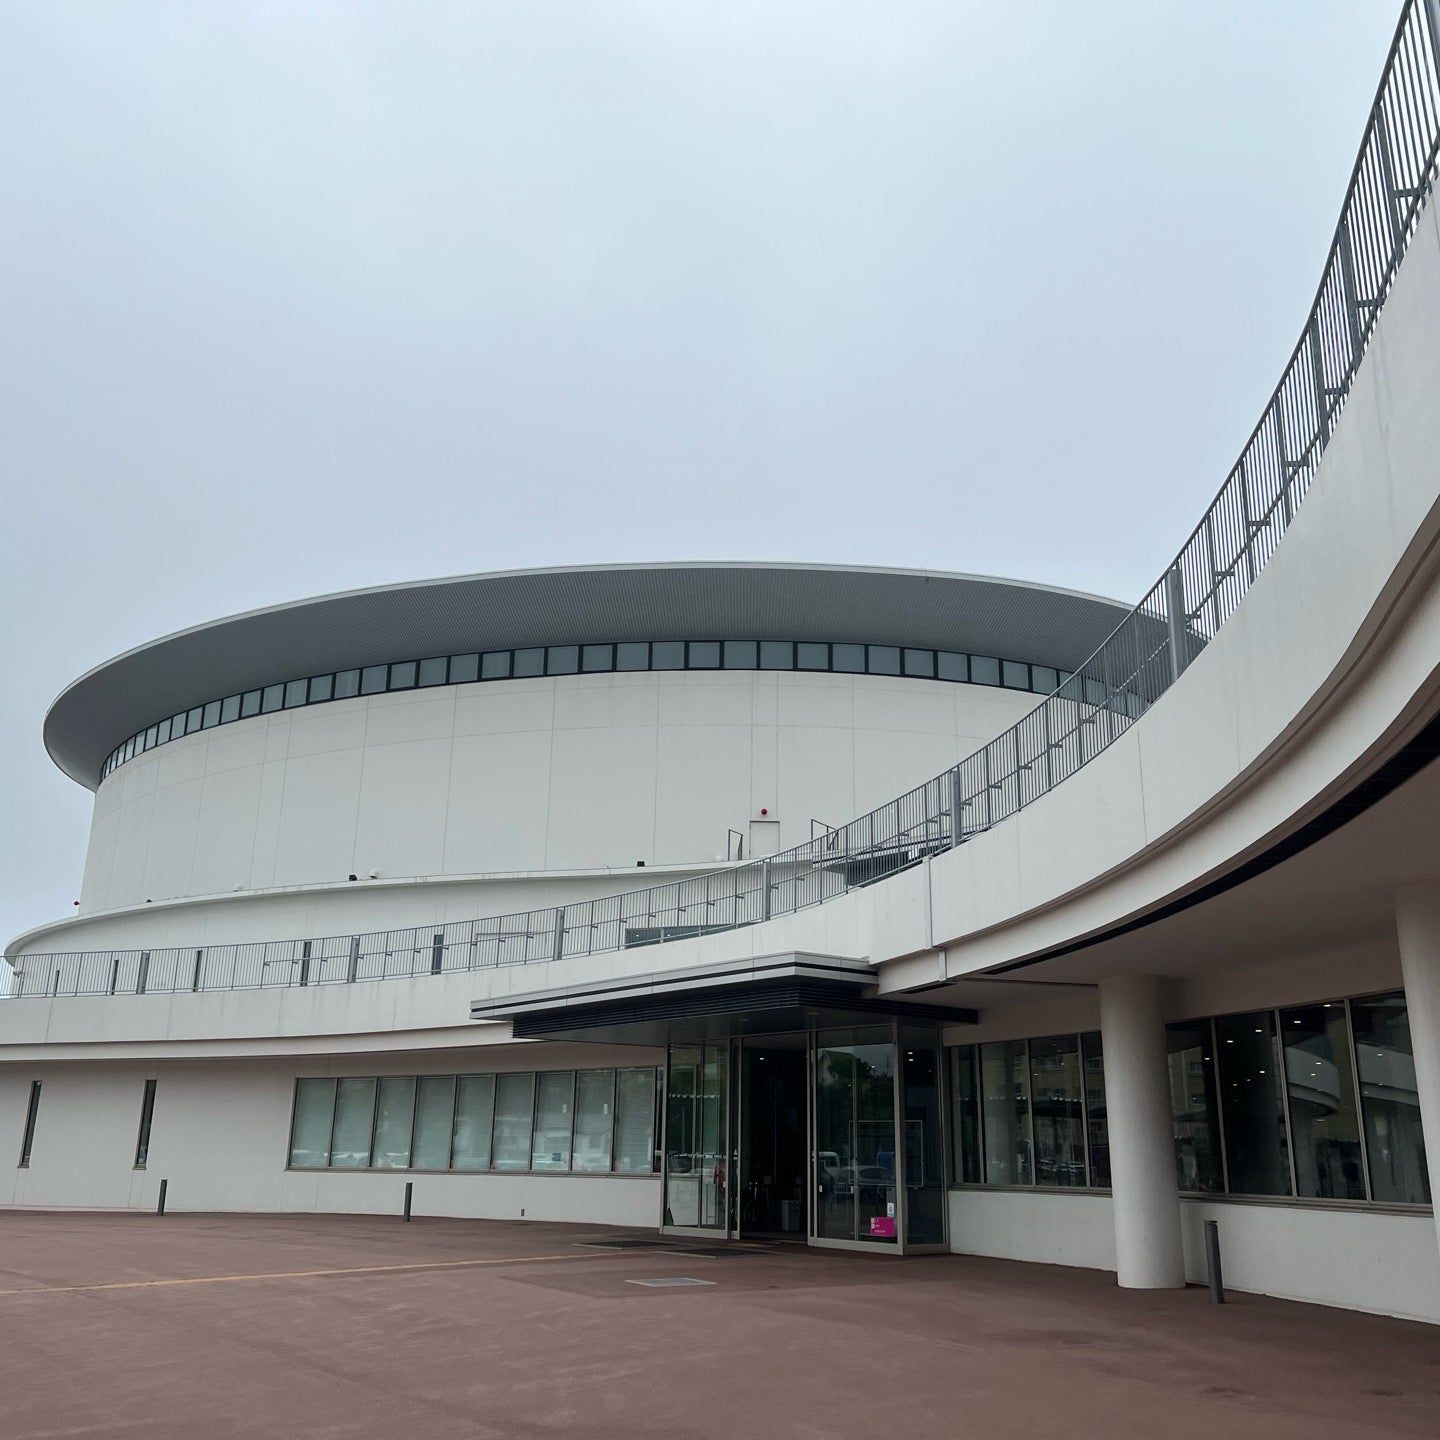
<box><xmin>3</xmin><ymin>1051</ymin><xmax>662</xmax><ymax>1227</ymax></box>
<box><xmin>71</xmin><ymin>670</ymin><xmax>1037</xmax><ymax>919</ymax></box>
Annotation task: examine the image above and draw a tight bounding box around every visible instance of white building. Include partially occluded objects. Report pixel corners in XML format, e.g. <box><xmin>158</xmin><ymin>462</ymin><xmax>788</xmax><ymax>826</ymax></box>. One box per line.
<box><xmin>5</xmin><ymin>0</ymin><xmax>1440</xmax><ymax>1326</ymax></box>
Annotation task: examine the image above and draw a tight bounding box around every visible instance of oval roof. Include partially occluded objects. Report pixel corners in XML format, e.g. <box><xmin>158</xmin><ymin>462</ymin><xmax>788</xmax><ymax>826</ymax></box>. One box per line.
<box><xmin>45</xmin><ymin>562</ymin><xmax>1132</xmax><ymax>789</ymax></box>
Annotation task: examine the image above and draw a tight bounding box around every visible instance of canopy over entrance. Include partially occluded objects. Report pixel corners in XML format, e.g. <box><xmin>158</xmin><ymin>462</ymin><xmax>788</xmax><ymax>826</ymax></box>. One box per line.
<box><xmin>470</xmin><ymin>953</ymin><xmax>976</xmax><ymax>1047</ymax></box>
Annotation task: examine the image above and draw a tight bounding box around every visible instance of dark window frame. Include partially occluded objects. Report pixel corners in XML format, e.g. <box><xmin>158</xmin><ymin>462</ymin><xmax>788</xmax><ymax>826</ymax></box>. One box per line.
<box><xmin>18</xmin><ymin>1081</ymin><xmax>41</xmax><ymax>1168</ymax></box>
<box><xmin>134</xmin><ymin>1078</ymin><xmax>157</xmax><ymax>1169</ymax></box>
<box><xmin>284</xmin><ymin>1067</ymin><xmax>661</xmax><ymax>1177</ymax></box>
<box><xmin>1166</xmin><ymin>990</ymin><xmax>1430</xmax><ymax>1210</ymax></box>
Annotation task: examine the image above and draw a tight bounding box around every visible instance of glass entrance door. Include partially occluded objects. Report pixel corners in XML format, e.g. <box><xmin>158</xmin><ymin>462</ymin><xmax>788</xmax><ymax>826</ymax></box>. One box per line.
<box><xmin>901</xmin><ymin>1029</ymin><xmax>947</xmax><ymax>1248</ymax></box>
<box><xmin>813</xmin><ymin>1026</ymin><xmax>899</xmax><ymax>1245</ymax></box>
<box><xmin>736</xmin><ymin>1037</ymin><xmax>808</xmax><ymax>1239</ymax></box>
<box><xmin>662</xmin><ymin>1042</ymin><xmax>729</xmax><ymax>1231</ymax></box>
<box><xmin>658</xmin><ymin>1023</ymin><xmax>949</xmax><ymax>1250</ymax></box>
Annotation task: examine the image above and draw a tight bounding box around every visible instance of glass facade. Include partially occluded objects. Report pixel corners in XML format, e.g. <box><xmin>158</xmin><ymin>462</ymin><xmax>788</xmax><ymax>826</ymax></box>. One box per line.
<box><xmin>99</xmin><ymin>638</ymin><xmax>1076</xmax><ymax>782</ymax></box>
<box><xmin>1167</xmin><ymin>991</ymin><xmax>1429</xmax><ymax>1205</ymax></box>
<box><xmin>289</xmin><ymin>1068</ymin><xmax>660</xmax><ymax>1176</ymax></box>
<box><xmin>950</xmin><ymin>998</ymin><xmax>1427</xmax><ymax>1210</ymax></box>
<box><xmin>951</xmin><ymin>1033</ymin><xmax>1110</xmax><ymax>1190</ymax></box>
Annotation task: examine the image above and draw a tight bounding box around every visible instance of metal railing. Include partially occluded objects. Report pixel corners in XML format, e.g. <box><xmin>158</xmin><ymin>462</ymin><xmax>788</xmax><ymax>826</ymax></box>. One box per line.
<box><xmin>8</xmin><ymin>0</ymin><xmax>1440</xmax><ymax>1002</ymax></box>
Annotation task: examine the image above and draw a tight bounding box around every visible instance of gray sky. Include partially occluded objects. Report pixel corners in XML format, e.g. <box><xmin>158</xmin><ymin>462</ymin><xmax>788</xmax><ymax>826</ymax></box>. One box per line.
<box><xmin>0</xmin><ymin>1</ymin><xmax>1401</xmax><ymax>953</ymax></box>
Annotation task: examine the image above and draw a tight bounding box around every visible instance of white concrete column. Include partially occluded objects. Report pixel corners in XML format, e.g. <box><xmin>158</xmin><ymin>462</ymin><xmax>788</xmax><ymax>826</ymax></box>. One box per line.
<box><xmin>1098</xmin><ymin>973</ymin><xmax>1185</xmax><ymax>1289</ymax></box>
<box><xmin>1394</xmin><ymin>883</ymin><xmax>1440</xmax><ymax>1255</ymax></box>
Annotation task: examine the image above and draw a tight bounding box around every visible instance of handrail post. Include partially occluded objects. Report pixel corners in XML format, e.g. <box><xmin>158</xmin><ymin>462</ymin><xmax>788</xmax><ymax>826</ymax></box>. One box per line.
<box><xmin>761</xmin><ymin>860</ymin><xmax>772</xmax><ymax>922</ymax></box>
<box><xmin>1272</xmin><ymin>402</ymin><xmax>1293</xmax><ymax>526</ymax></box>
<box><xmin>346</xmin><ymin>936</ymin><xmax>360</xmax><ymax>984</ymax></box>
<box><xmin>1165</xmin><ymin>564</ymin><xmax>1188</xmax><ymax>684</ymax></box>
<box><xmin>551</xmin><ymin>909</ymin><xmax>565</xmax><ymax>963</ymax></box>
<box><xmin>1041</xmin><ymin>701</ymin><xmax>1055</xmax><ymax>794</ymax></box>
<box><xmin>192</xmin><ymin>949</ymin><xmax>204</xmax><ymax>992</ymax></box>
<box><xmin>1237</xmin><ymin>458</ymin><xmax>1257</xmax><ymax>584</ymax></box>
<box><xmin>1308</xmin><ymin>313</ymin><xmax>1330</xmax><ymax>448</ymax></box>
<box><xmin>981</xmin><ymin>743</ymin><xmax>993</xmax><ymax>829</ymax></box>
<box><xmin>1336</xmin><ymin>224</ymin><xmax>1365</xmax><ymax>363</ymax></box>
<box><xmin>949</xmin><ymin>768</ymin><xmax>964</xmax><ymax>848</ymax></box>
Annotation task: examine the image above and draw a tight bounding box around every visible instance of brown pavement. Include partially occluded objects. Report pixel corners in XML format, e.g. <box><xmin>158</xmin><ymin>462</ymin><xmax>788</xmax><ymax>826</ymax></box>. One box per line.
<box><xmin>0</xmin><ymin>1211</ymin><xmax>1436</xmax><ymax>1439</ymax></box>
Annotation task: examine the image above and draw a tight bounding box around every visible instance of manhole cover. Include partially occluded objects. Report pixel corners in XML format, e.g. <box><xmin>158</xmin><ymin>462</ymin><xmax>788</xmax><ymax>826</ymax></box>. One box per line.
<box><xmin>625</xmin><ymin>1276</ymin><xmax>715</xmax><ymax>1288</ymax></box>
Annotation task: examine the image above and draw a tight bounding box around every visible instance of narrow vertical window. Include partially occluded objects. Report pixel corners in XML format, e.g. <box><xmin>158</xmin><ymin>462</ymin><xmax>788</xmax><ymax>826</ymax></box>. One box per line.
<box><xmin>1352</xmin><ymin>992</ymin><xmax>1430</xmax><ymax>1204</ymax></box>
<box><xmin>614</xmin><ymin>1068</ymin><xmax>659</xmax><ymax>1174</ymax></box>
<box><xmin>451</xmin><ymin>1075</ymin><xmax>496</xmax><ymax>1170</ymax></box>
<box><xmin>1029</xmin><ymin>1035</ymin><xmax>1085</xmax><ymax>1187</ymax></box>
<box><xmin>1166</xmin><ymin>1022</ymin><xmax>1224</xmax><ymax>1193</ymax></box>
<box><xmin>329</xmin><ymin>1077</ymin><xmax>378</xmax><ymax>1168</ymax></box>
<box><xmin>492</xmin><ymin>1073</ymin><xmax>536</xmax><ymax>1171</ymax></box>
<box><xmin>371</xmin><ymin>1076</ymin><xmax>417</xmax><ymax>1169</ymax></box>
<box><xmin>949</xmin><ymin>1046</ymin><xmax>982</xmax><ymax>1184</ymax></box>
<box><xmin>980</xmin><ymin>1040</ymin><xmax>1032</xmax><ymax>1184</ymax></box>
<box><xmin>531</xmin><ymin>1072</ymin><xmax>575</xmax><ymax>1171</ymax></box>
<box><xmin>134</xmin><ymin>1078</ymin><xmax>157</xmax><ymax>1169</ymax></box>
<box><xmin>412</xmin><ymin>1076</ymin><xmax>457</xmax><ymax>1170</ymax></box>
<box><xmin>1081</xmin><ymin>1032</ymin><xmax>1110</xmax><ymax>1187</ymax></box>
<box><xmin>18</xmin><ymin>1081</ymin><xmax>41</xmax><ymax>1167</ymax></box>
<box><xmin>573</xmin><ymin>1069</ymin><xmax>616</xmax><ymax>1173</ymax></box>
<box><xmin>1214</xmin><ymin>1011</ymin><xmax>1291</xmax><ymax>1196</ymax></box>
<box><xmin>1279</xmin><ymin>1003</ymin><xmax>1365</xmax><ymax>1200</ymax></box>
<box><xmin>289</xmin><ymin>1078</ymin><xmax>338</xmax><ymax>1168</ymax></box>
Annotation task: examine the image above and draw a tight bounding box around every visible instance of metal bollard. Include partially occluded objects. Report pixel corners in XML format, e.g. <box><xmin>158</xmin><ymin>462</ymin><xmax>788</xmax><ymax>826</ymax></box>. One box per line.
<box><xmin>403</xmin><ymin>1180</ymin><xmax>413</xmax><ymax>1221</ymax></box>
<box><xmin>157</xmin><ymin>1178</ymin><xmax>168</xmax><ymax>1217</ymax></box>
<box><xmin>1203</xmin><ymin>1218</ymin><xmax>1224</xmax><ymax>1303</ymax></box>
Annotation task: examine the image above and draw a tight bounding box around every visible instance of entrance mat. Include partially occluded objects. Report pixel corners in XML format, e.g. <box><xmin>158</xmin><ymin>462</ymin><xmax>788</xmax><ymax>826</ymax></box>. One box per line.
<box><xmin>575</xmin><ymin>1239</ymin><xmax>675</xmax><ymax>1250</ymax></box>
<box><xmin>575</xmin><ymin>1238</ymin><xmax>778</xmax><ymax>1258</ymax></box>
<box><xmin>674</xmin><ymin>1245</ymin><xmax>776</xmax><ymax>1259</ymax></box>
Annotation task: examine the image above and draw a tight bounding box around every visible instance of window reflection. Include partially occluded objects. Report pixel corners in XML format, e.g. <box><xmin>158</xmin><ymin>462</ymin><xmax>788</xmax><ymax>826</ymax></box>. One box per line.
<box><xmin>981</xmin><ymin>1040</ymin><xmax>1032</xmax><ymax>1185</ymax></box>
<box><xmin>1280</xmin><ymin>1003</ymin><xmax>1365</xmax><ymax>1200</ymax></box>
<box><xmin>1352</xmin><ymin>994</ymin><xmax>1430</xmax><ymax>1204</ymax></box>
<box><xmin>1215</xmin><ymin>1011</ymin><xmax>1291</xmax><ymax>1196</ymax></box>
<box><xmin>1030</xmin><ymin>1035</ymin><xmax>1085</xmax><ymax>1187</ymax></box>
<box><xmin>1082</xmin><ymin>1031</ymin><xmax>1110</xmax><ymax>1187</ymax></box>
<box><xmin>1166</xmin><ymin>1022</ymin><xmax>1224</xmax><ymax>1193</ymax></box>
<box><xmin>1164</xmin><ymin>991</ymin><xmax>1427</xmax><ymax>1207</ymax></box>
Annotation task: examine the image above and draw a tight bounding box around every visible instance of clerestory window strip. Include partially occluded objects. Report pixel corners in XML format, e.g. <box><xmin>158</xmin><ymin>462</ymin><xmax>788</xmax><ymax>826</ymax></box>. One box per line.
<box><xmin>99</xmin><ymin>641</ymin><xmax>1077</xmax><ymax>781</ymax></box>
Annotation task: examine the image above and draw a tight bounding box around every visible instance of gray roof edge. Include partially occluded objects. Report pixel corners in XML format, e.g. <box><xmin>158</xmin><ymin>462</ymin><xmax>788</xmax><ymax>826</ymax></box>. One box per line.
<box><xmin>44</xmin><ymin>561</ymin><xmax>1135</xmax><ymax>789</ymax></box>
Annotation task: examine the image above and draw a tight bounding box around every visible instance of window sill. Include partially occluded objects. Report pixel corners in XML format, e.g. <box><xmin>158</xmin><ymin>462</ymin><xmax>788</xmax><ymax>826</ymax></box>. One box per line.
<box><xmin>1178</xmin><ymin>1192</ymin><xmax>1432</xmax><ymax>1218</ymax></box>
<box><xmin>286</xmin><ymin>1165</ymin><xmax>661</xmax><ymax>1179</ymax></box>
<box><xmin>948</xmin><ymin>1183</ymin><xmax>1111</xmax><ymax>1196</ymax></box>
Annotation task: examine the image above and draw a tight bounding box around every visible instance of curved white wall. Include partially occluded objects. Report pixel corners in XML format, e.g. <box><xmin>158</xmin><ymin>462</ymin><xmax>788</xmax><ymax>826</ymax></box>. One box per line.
<box><xmin>76</xmin><ymin>668</ymin><xmax>1036</xmax><ymax>916</ymax></box>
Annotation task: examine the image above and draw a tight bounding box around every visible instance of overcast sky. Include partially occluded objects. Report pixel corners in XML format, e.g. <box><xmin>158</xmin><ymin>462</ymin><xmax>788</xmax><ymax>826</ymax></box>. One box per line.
<box><xmin>0</xmin><ymin>1</ymin><xmax>1402</xmax><ymax>954</ymax></box>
